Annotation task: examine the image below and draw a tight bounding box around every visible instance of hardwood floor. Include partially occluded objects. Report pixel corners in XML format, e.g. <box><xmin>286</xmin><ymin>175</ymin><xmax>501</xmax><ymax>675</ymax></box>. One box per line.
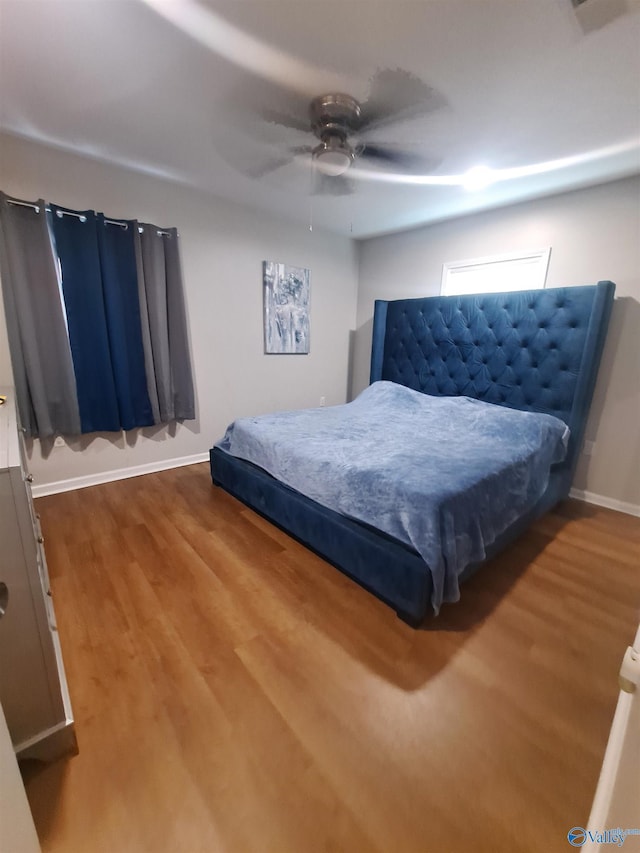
<box><xmin>22</xmin><ymin>463</ymin><xmax>640</xmax><ymax>853</ymax></box>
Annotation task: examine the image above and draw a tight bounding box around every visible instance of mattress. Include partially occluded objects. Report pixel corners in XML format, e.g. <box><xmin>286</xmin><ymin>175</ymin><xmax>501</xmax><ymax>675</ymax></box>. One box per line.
<box><xmin>216</xmin><ymin>381</ymin><xmax>569</xmax><ymax>613</ymax></box>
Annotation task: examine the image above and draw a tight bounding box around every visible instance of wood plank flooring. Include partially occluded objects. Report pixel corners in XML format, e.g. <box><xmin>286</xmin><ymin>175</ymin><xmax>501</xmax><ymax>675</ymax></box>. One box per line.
<box><xmin>21</xmin><ymin>463</ymin><xmax>640</xmax><ymax>853</ymax></box>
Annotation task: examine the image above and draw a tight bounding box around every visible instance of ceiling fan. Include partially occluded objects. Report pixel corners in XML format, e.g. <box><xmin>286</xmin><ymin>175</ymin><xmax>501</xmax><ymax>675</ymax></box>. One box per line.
<box><xmin>307</xmin><ymin>91</ymin><xmax>436</xmax><ymax>180</ymax></box>
<box><xmin>232</xmin><ymin>69</ymin><xmax>446</xmax><ymax>195</ymax></box>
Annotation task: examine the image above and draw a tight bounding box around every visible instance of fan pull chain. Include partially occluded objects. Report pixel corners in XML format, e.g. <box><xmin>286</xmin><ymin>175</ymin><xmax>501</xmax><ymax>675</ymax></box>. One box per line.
<box><xmin>309</xmin><ymin>159</ymin><xmax>315</xmax><ymax>232</ymax></box>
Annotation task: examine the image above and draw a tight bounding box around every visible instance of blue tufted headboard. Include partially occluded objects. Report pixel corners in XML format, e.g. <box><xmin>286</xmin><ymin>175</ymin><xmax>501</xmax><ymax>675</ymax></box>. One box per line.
<box><xmin>370</xmin><ymin>282</ymin><xmax>615</xmax><ymax>483</ymax></box>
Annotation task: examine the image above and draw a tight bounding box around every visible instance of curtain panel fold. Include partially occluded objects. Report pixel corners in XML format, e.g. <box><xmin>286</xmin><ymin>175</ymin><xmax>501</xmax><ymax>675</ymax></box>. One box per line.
<box><xmin>96</xmin><ymin>215</ymin><xmax>155</xmax><ymax>431</ymax></box>
<box><xmin>137</xmin><ymin>224</ymin><xmax>195</xmax><ymax>423</ymax></box>
<box><xmin>49</xmin><ymin>205</ymin><xmax>122</xmax><ymax>433</ymax></box>
<box><xmin>0</xmin><ymin>193</ymin><xmax>81</xmax><ymax>438</ymax></box>
<box><xmin>0</xmin><ymin>193</ymin><xmax>195</xmax><ymax>438</ymax></box>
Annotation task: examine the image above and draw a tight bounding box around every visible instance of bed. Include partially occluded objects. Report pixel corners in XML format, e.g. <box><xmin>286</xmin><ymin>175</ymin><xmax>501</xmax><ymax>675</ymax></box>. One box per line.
<box><xmin>210</xmin><ymin>281</ymin><xmax>615</xmax><ymax>625</ymax></box>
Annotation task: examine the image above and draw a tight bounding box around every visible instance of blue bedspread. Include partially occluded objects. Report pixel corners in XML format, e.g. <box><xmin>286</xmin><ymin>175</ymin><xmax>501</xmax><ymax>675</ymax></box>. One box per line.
<box><xmin>217</xmin><ymin>381</ymin><xmax>569</xmax><ymax>613</ymax></box>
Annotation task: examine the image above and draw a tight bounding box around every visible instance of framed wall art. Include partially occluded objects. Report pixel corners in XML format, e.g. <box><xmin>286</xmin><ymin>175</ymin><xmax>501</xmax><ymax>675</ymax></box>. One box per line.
<box><xmin>263</xmin><ymin>260</ymin><xmax>310</xmax><ymax>354</ymax></box>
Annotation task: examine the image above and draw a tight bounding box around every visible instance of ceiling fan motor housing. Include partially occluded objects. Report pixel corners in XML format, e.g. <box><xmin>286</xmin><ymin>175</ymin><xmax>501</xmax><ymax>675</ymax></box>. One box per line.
<box><xmin>310</xmin><ymin>93</ymin><xmax>361</xmax><ymax>141</ymax></box>
<box><xmin>310</xmin><ymin>94</ymin><xmax>361</xmax><ymax>175</ymax></box>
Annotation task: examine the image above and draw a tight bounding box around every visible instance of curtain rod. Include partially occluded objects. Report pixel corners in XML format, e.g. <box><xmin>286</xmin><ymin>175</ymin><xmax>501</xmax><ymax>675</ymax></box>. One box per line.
<box><xmin>5</xmin><ymin>197</ymin><xmax>173</xmax><ymax>236</ymax></box>
<box><xmin>103</xmin><ymin>217</ymin><xmax>173</xmax><ymax>237</ymax></box>
<box><xmin>5</xmin><ymin>198</ymin><xmax>86</xmax><ymax>221</ymax></box>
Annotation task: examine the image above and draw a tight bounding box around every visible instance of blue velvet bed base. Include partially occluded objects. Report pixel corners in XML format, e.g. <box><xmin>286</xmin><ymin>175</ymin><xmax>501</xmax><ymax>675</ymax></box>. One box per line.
<box><xmin>210</xmin><ymin>281</ymin><xmax>615</xmax><ymax>625</ymax></box>
<box><xmin>210</xmin><ymin>447</ymin><xmax>567</xmax><ymax>624</ymax></box>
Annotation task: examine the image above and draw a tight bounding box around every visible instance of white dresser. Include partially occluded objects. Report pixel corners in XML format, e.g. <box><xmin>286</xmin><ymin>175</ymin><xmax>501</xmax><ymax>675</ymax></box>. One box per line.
<box><xmin>0</xmin><ymin>387</ymin><xmax>76</xmax><ymax>760</ymax></box>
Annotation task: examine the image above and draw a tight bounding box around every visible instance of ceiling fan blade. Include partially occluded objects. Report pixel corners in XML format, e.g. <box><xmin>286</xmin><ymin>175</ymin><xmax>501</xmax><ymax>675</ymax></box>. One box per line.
<box><xmin>313</xmin><ymin>172</ymin><xmax>355</xmax><ymax>196</ymax></box>
<box><xmin>241</xmin><ymin>153</ymin><xmax>293</xmax><ymax>178</ymax></box>
<box><xmin>260</xmin><ymin>107</ymin><xmax>310</xmax><ymax>133</ymax></box>
<box><xmin>244</xmin><ymin>144</ymin><xmax>313</xmax><ymax>178</ymax></box>
<box><xmin>358</xmin><ymin>68</ymin><xmax>446</xmax><ymax>133</ymax></box>
<box><xmin>290</xmin><ymin>145</ymin><xmax>314</xmax><ymax>156</ymax></box>
<box><xmin>358</xmin><ymin>143</ymin><xmax>441</xmax><ymax>174</ymax></box>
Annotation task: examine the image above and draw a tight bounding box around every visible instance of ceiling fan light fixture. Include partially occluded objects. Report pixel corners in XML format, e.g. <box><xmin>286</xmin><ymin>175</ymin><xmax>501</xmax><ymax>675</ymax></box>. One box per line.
<box><xmin>313</xmin><ymin>135</ymin><xmax>354</xmax><ymax>177</ymax></box>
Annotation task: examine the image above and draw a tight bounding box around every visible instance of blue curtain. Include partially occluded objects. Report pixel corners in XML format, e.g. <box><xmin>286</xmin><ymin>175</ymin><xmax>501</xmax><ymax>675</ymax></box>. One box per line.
<box><xmin>49</xmin><ymin>205</ymin><xmax>121</xmax><ymax>433</ymax></box>
<box><xmin>49</xmin><ymin>206</ymin><xmax>155</xmax><ymax>433</ymax></box>
<box><xmin>96</xmin><ymin>215</ymin><xmax>154</xmax><ymax>430</ymax></box>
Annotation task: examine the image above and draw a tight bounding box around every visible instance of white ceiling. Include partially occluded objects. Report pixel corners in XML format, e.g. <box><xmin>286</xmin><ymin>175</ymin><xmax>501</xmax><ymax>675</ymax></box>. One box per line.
<box><xmin>1</xmin><ymin>0</ymin><xmax>639</xmax><ymax>238</ymax></box>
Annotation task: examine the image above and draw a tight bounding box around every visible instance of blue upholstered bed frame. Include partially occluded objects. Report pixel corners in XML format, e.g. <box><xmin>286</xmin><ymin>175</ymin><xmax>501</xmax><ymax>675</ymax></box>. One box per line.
<box><xmin>210</xmin><ymin>282</ymin><xmax>615</xmax><ymax>625</ymax></box>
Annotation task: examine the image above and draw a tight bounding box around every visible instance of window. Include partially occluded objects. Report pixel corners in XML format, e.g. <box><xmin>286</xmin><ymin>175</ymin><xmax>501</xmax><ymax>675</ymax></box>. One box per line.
<box><xmin>441</xmin><ymin>248</ymin><xmax>551</xmax><ymax>297</ymax></box>
<box><xmin>0</xmin><ymin>193</ymin><xmax>195</xmax><ymax>438</ymax></box>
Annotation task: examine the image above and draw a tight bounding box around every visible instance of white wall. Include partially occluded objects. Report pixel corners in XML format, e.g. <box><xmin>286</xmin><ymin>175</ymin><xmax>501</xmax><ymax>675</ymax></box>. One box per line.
<box><xmin>355</xmin><ymin>177</ymin><xmax>640</xmax><ymax>510</ymax></box>
<box><xmin>0</xmin><ymin>133</ymin><xmax>358</xmax><ymax>488</ymax></box>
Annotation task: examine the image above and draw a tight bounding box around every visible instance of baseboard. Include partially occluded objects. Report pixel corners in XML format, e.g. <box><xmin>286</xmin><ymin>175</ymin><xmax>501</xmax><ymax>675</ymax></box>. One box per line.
<box><xmin>31</xmin><ymin>452</ymin><xmax>210</xmax><ymax>498</ymax></box>
<box><xmin>569</xmin><ymin>487</ymin><xmax>640</xmax><ymax>518</ymax></box>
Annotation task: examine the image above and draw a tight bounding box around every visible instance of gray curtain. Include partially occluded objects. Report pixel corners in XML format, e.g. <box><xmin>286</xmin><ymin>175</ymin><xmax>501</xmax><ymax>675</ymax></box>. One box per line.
<box><xmin>135</xmin><ymin>224</ymin><xmax>195</xmax><ymax>422</ymax></box>
<box><xmin>133</xmin><ymin>224</ymin><xmax>161</xmax><ymax>424</ymax></box>
<box><xmin>0</xmin><ymin>193</ymin><xmax>81</xmax><ymax>437</ymax></box>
